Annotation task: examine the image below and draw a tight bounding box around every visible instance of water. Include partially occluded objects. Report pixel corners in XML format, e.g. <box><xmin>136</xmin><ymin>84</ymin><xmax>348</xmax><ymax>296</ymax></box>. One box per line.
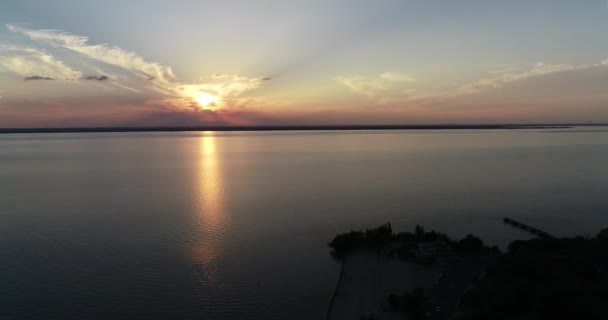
<box><xmin>2</xmin><ymin>128</ymin><xmax>608</xmax><ymax>319</ymax></box>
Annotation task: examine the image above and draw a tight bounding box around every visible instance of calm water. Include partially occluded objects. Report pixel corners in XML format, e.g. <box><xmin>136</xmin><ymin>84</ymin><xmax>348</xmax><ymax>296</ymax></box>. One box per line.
<box><xmin>2</xmin><ymin>128</ymin><xmax>608</xmax><ymax>319</ymax></box>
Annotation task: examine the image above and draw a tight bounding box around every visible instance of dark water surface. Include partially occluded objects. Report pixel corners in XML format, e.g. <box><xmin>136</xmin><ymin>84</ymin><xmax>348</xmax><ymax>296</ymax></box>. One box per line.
<box><xmin>2</xmin><ymin>128</ymin><xmax>608</xmax><ymax>319</ymax></box>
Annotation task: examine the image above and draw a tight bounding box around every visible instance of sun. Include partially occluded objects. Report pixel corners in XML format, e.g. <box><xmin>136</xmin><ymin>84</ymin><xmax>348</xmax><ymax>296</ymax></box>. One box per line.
<box><xmin>196</xmin><ymin>92</ymin><xmax>219</xmax><ymax>108</ymax></box>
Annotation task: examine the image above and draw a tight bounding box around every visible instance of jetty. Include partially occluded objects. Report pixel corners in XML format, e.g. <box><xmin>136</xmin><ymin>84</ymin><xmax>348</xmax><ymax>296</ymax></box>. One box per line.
<box><xmin>503</xmin><ymin>217</ymin><xmax>555</xmax><ymax>239</ymax></box>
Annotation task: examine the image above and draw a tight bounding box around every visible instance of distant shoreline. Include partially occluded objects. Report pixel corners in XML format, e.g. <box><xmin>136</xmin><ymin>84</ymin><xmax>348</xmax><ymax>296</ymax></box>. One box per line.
<box><xmin>0</xmin><ymin>124</ymin><xmax>594</xmax><ymax>134</ymax></box>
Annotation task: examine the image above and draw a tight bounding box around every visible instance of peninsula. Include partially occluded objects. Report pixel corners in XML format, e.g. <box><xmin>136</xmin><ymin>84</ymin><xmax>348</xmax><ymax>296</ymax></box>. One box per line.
<box><xmin>327</xmin><ymin>222</ymin><xmax>608</xmax><ymax>320</ymax></box>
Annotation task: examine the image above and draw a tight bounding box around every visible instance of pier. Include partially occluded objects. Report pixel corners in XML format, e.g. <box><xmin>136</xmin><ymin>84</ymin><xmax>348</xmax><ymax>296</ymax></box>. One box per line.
<box><xmin>503</xmin><ymin>217</ymin><xmax>555</xmax><ymax>239</ymax></box>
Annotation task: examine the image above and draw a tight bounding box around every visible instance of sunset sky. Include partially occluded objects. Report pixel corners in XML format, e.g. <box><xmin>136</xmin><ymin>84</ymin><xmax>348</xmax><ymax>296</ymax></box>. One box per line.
<box><xmin>2</xmin><ymin>0</ymin><xmax>608</xmax><ymax>127</ymax></box>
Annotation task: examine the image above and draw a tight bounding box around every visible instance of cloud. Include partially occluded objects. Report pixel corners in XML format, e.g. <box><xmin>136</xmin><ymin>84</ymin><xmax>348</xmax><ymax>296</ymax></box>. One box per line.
<box><xmin>84</xmin><ymin>75</ymin><xmax>109</xmax><ymax>81</ymax></box>
<box><xmin>335</xmin><ymin>72</ymin><xmax>416</xmax><ymax>99</ymax></box>
<box><xmin>379</xmin><ymin>72</ymin><xmax>416</xmax><ymax>82</ymax></box>
<box><xmin>5</xmin><ymin>25</ymin><xmax>273</xmax><ymax>106</ymax></box>
<box><xmin>7</xmin><ymin>24</ymin><xmax>175</xmax><ymax>84</ymax></box>
<box><xmin>488</xmin><ymin>66</ymin><xmax>522</xmax><ymax>74</ymax></box>
<box><xmin>157</xmin><ymin>74</ymin><xmax>267</xmax><ymax>111</ymax></box>
<box><xmin>24</xmin><ymin>75</ymin><xmax>55</xmax><ymax>81</ymax></box>
<box><xmin>335</xmin><ymin>60</ymin><xmax>608</xmax><ymax>109</ymax></box>
<box><xmin>194</xmin><ymin>74</ymin><xmax>265</xmax><ymax>97</ymax></box>
<box><xmin>0</xmin><ymin>23</ymin><xmax>284</xmax><ymax>128</ymax></box>
<box><xmin>448</xmin><ymin>62</ymin><xmax>579</xmax><ymax>96</ymax></box>
<box><xmin>0</xmin><ymin>45</ymin><xmax>82</xmax><ymax>79</ymax></box>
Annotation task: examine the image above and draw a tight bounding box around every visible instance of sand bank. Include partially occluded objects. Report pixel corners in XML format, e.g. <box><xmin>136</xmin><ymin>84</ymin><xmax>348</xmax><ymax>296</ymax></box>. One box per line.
<box><xmin>327</xmin><ymin>249</ymin><xmax>439</xmax><ymax>320</ymax></box>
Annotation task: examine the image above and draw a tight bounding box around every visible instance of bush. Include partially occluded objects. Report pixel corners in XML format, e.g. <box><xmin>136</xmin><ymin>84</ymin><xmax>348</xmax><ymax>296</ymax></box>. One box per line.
<box><xmin>388</xmin><ymin>288</ymin><xmax>428</xmax><ymax>320</ymax></box>
<box><xmin>328</xmin><ymin>230</ymin><xmax>365</xmax><ymax>257</ymax></box>
<box><xmin>458</xmin><ymin>234</ymin><xmax>484</xmax><ymax>253</ymax></box>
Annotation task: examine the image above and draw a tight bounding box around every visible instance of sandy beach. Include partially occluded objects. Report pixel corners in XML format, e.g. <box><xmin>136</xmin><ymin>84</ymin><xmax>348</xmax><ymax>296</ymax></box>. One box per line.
<box><xmin>327</xmin><ymin>249</ymin><xmax>440</xmax><ymax>320</ymax></box>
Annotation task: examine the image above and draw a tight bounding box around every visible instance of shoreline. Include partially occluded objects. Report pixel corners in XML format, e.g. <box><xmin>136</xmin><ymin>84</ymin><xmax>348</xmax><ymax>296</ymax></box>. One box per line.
<box><xmin>0</xmin><ymin>124</ymin><xmax>579</xmax><ymax>134</ymax></box>
<box><xmin>325</xmin><ymin>257</ymin><xmax>346</xmax><ymax>320</ymax></box>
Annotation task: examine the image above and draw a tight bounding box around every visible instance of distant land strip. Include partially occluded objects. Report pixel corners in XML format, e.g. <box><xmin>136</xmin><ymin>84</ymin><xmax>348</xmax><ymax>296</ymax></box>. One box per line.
<box><xmin>0</xmin><ymin>124</ymin><xmax>592</xmax><ymax>134</ymax></box>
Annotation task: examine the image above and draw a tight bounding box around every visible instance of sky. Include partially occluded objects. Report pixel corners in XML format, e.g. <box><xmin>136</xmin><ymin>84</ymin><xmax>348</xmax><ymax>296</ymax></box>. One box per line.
<box><xmin>1</xmin><ymin>0</ymin><xmax>608</xmax><ymax>127</ymax></box>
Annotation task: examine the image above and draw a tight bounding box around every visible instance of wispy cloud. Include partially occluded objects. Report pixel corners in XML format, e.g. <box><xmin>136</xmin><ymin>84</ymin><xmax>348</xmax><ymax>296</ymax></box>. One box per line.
<box><xmin>336</xmin><ymin>61</ymin><xmax>606</xmax><ymax>107</ymax></box>
<box><xmin>379</xmin><ymin>72</ymin><xmax>416</xmax><ymax>82</ymax></box>
<box><xmin>487</xmin><ymin>66</ymin><xmax>522</xmax><ymax>74</ymax></box>
<box><xmin>0</xmin><ymin>45</ymin><xmax>82</xmax><ymax>80</ymax></box>
<box><xmin>448</xmin><ymin>62</ymin><xmax>579</xmax><ymax>96</ymax></box>
<box><xmin>7</xmin><ymin>24</ymin><xmax>175</xmax><ymax>85</ymax></box>
<box><xmin>4</xmin><ymin>25</ymin><xmax>271</xmax><ymax>113</ymax></box>
<box><xmin>335</xmin><ymin>72</ymin><xmax>416</xmax><ymax>99</ymax></box>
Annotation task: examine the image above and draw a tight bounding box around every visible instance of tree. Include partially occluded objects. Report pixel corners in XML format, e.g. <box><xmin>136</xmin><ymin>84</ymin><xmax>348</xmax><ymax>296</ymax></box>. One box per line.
<box><xmin>458</xmin><ymin>234</ymin><xmax>483</xmax><ymax>253</ymax></box>
<box><xmin>415</xmin><ymin>224</ymin><xmax>425</xmax><ymax>241</ymax></box>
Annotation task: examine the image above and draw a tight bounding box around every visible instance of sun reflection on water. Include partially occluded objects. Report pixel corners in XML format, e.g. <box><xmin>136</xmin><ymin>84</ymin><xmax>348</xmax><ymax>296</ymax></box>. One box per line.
<box><xmin>192</xmin><ymin>131</ymin><xmax>226</xmax><ymax>285</ymax></box>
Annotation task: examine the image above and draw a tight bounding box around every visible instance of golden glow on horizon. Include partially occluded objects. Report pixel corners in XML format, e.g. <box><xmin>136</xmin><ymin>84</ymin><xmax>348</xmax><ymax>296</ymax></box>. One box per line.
<box><xmin>196</xmin><ymin>92</ymin><xmax>219</xmax><ymax>109</ymax></box>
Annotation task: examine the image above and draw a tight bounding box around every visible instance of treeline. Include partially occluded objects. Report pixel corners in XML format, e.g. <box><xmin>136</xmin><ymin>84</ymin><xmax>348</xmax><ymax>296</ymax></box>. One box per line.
<box><xmin>457</xmin><ymin>228</ymin><xmax>608</xmax><ymax>320</ymax></box>
<box><xmin>328</xmin><ymin>223</ymin><xmax>493</xmax><ymax>258</ymax></box>
<box><xmin>328</xmin><ymin>223</ymin><xmax>394</xmax><ymax>257</ymax></box>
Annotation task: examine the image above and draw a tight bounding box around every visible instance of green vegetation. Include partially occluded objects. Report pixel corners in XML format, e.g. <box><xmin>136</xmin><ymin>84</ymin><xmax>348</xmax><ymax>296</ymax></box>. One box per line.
<box><xmin>457</xmin><ymin>228</ymin><xmax>608</xmax><ymax>320</ymax></box>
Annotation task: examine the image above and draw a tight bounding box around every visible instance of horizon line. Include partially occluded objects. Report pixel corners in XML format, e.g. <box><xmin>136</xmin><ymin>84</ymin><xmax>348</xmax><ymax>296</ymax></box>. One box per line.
<box><xmin>0</xmin><ymin>123</ymin><xmax>602</xmax><ymax>134</ymax></box>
